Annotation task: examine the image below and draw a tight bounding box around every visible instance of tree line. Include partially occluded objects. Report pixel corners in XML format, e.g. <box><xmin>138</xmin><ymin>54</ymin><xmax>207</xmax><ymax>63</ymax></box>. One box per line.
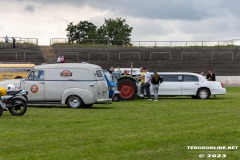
<box><xmin>66</xmin><ymin>18</ymin><xmax>133</xmax><ymax>45</ymax></box>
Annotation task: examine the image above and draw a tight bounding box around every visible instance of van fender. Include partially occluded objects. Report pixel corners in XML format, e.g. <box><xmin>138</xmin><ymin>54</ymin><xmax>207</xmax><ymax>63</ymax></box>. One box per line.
<box><xmin>61</xmin><ymin>88</ymin><xmax>95</xmax><ymax>105</ymax></box>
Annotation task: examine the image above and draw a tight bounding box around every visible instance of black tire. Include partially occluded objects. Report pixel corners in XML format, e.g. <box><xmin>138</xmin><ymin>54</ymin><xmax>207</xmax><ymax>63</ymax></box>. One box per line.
<box><xmin>8</xmin><ymin>98</ymin><xmax>27</xmax><ymax>116</ymax></box>
<box><xmin>66</xmin><ymin>95</ymin><xmax>84</xmax><ymax>108</ymax></box>
<box><xmin>0</xmin><ymin>107</ymin><xmax>3</xmax><ymax>117</ymax></box>
<box><xmin>112</xmin><ymin>94</ymin><xmax>120</xmax><ymax>102</ymax></box>
<box><xmin>117</xmin><ymin>79</ymin><xmax>138</xmax><ymax>100</ymax></box>
<box><xmin>82</xmin><ymin>104</ymin><xmax>93</xmax><ymax>108</ymax></box>
<box><xmin>197</xmin><ymin>88</ymin><xmax>210</xmax><ymax>99</ymax></box>
<box><xmin>191</xmin><ymin>96</ymin><xmax>198</xmax><ymax>99</ymax></box>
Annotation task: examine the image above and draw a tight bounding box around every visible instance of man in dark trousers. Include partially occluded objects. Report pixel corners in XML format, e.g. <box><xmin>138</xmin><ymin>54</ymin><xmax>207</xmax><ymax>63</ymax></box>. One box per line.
<box><xmin>12</xmin><ymin>37</ymin><xmax>16</xmax><ymax>48</ymax></box>
<box><xmin>206</xmin><ymin>69</ymin><xmax>216</xmax><ymax>81</ymax></box>
<box><xmin>206</xmin><ymin>69</ymin><xmax>216</xmax><ymax>97</ymax></box>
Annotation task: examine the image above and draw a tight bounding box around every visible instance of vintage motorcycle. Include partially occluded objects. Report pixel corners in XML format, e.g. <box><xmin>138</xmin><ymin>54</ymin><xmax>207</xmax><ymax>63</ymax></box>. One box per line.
<box><xmin>0</xmin><ymin>84</ymin><xmax>28</xmax><ymax>117</ymax></box>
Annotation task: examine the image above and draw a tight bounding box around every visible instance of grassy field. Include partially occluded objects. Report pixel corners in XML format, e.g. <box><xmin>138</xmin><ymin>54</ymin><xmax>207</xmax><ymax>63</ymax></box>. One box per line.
<box><xmin>0</xmin><ymin>87</ymin><xmax>239</xmax><ymax>160</ymax></box>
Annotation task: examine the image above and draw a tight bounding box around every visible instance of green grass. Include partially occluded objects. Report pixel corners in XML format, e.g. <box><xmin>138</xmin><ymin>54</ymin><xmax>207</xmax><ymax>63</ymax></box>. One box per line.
<box><xmin>1</xmin><ymin>87</ymin><xmax>240</xmax><ymax>160</ymax></box>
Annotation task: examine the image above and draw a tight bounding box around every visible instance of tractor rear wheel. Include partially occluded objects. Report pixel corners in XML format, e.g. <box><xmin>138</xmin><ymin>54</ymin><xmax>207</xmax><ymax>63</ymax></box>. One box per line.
<box><xmin>117</xmin><ymin>79</ymin><xmax>138</xmax><ymax>100</ymax></box>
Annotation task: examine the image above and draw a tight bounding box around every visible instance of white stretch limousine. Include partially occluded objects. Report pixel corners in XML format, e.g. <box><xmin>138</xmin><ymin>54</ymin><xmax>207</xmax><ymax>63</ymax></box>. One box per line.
<box><xmin>137</xmin><ymin>72</ymin><xmax>226</xmax><ymax>99</ymax></box>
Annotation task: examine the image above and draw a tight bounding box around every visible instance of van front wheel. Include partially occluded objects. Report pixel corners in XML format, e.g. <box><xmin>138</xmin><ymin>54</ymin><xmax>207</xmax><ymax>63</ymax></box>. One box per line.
<box><xmin>67</xmin><ymin>95</ymin><xmax>83</xmax><ymax>108</ymax></box>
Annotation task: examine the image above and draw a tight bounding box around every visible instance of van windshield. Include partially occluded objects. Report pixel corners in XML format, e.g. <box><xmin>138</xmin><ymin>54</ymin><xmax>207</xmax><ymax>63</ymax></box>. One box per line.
<box><xmin>96</xmin><ymin>70</ymin><xmax>104</xmax><ymax>78</ymax></box>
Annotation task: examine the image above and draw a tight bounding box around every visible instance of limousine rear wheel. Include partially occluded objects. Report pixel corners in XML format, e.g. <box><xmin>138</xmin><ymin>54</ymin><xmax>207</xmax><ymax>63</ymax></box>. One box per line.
<box><xmin>197</xmin><ymin>88</ymin><xmax>210</xmax><ymax>99</ymax></box>
<box><xmin>67</xmin><ymin>95</ymin><xmax>84</xmax><ymax>108</ymax></box>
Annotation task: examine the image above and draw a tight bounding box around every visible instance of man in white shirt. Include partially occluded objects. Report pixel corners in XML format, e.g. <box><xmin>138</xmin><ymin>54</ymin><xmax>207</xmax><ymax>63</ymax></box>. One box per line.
<box><xmin>4</xmin><ymin>36</ymin><xmax>8</xmax><ymax>43</ymax></box>
<box><xmin>139</xmin><ymin>67</ymin><xmax>152</xmax><ymax>101</ymax></box>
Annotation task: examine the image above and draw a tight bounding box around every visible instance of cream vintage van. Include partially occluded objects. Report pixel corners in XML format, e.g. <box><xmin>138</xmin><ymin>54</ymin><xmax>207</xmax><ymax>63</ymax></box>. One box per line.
<box><xmin>18</xmin><ymin>63</ymin><xmax>111</xmax><ymax>108</ymax></box>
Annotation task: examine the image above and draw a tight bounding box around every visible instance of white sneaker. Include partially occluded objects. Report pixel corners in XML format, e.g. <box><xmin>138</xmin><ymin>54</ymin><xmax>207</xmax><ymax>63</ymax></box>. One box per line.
<box><xmin>154</xmin><ymin>100</ymin><xmax>158</xmax><ymax>102</ymax></box>
<box><xmin>147</xmin><ymin>99</ymin><xmax>152</xmax><ymax>101</ymax></box>
<box><xmin>139</xmin><ymin>94</ymin><xmax>144</xmax><ymax>98</ymax></box>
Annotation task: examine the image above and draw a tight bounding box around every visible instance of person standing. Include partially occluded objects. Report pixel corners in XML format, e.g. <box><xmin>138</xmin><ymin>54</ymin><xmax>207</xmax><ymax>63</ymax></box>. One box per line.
<box><xmin>206</xmin><ymin>69</ymin><xmax>216</xmax><ymax>81</ymax></box>
<box><xmin>4</xmin><ymin>36</ymin><xmax>8</xmax><ymax>43</ymax></box>
<box><xmin>4</xmin><ymin>36</ymin><xmax>8</xmax><ymax>48</ymax></box>
<box><xmin>108</xmin><ymin>66</ymin><xmax>115</xmax><ymax>74</ymax></box>
<box><xmin>12</xmin><ymin>37</ymin><xmax>16</xmax><ymax>48</ymax></box>
<box><xmin>151</xmin><ymin>71</ymin><xmax>163</xmax><ymax>101</ymax></box>
<box><xmin>138</xmin><ymin>67</ymin><xmax>146</xmax><ymax>98</ymax></box>
<box><xmin>140</xmin><ymin>68</ymin><xmax>152</xmax><ymax>101</ymax></box>
<box><xmin>57</xmin><ymin>56</ymin><xmax>61</xmax><ymax>63</ymax></box>
<box><xmin>60</xmin><ymin>56</ymin><xmax>65</xmax><ymax>63</ymax></box>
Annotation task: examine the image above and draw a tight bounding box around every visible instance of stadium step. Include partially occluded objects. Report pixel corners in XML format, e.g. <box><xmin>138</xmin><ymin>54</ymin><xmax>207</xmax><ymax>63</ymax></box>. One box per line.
<box><xmin>39</xmin><ymin>46</ymin><xmax>57</xmax><ymax>64</ymax></box>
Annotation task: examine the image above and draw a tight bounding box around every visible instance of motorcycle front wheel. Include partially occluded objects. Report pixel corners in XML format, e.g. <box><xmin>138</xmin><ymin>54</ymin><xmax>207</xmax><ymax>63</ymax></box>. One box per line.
<box><xmin>8</xmin><ymin>98</ymin><xmax>27</xmax><ymax>116</ymax></box>
<box><xmin>0</xmin><ymin>107</ymin><xmax>3</xmax><ymax>117</ymax></box>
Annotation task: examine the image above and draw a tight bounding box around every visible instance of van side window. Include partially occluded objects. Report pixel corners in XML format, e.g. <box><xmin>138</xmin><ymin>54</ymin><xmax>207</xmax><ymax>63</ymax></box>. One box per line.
<box><xmin>161</xmin><ymin>75</ymin><xmax>182</xmax><ymax>82</ymax></box>
<box><xmin>36</xmin><ymin>70</ymin><xmax>44</xmax><ymax>80</ymax></box>
<box><xmin>183</xmin><ymin>75</ymin><xmax>199</xmax><ymax>82</ymax></box>
<box><xmin>96</xmin><ymin>70</ymin><xmax>103</xmax><ymax>77</ymax></box>
<box><xmin>27</xmin><ymin>70</ymin><xmax>44</xmax><ymax>81</ymax></box>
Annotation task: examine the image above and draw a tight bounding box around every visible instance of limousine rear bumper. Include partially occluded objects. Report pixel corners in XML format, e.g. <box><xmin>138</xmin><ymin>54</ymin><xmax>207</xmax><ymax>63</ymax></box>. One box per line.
<box><xmin>211</xmin><ymin>88</ymin><xmax>226</xmax><ymax>95</ymax></box>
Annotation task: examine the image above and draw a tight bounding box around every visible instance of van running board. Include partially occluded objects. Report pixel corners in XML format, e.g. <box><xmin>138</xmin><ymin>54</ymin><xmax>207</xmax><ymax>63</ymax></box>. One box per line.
<box><xmin>27</xmin><ymin>101</ymin><xmax>62</xmax><ymax>105</ymax></box>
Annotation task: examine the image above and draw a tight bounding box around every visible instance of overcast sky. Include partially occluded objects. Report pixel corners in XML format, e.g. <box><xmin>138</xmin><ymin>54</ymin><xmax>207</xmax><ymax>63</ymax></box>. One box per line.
<box><xmin>0</xmin><ymin>0</ymin><xmax>240</xmax><ymax>45</ymax></box>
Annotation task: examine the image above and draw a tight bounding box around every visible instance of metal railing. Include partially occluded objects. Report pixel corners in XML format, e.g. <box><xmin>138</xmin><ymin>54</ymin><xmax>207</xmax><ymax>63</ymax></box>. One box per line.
<box><xmin>0</xmin><ymin>37</ymin><xmax>38</xmax><ymax>47</ymax></box>
<box><xmin>55</xmin><ymin>51</ymin><xmax>237</xmax><ymax>61</ymax></box>
<box><xmin>50</xmin><ymin>38</ymin><xmax>240</xmax><ymax>47</ymax></box>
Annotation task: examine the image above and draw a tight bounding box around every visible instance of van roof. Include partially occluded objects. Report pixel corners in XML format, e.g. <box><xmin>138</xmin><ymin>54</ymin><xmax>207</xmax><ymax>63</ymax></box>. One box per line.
<box><xmin>34</xmin><ymin>63</ymin><xmax>102</xmax><ymax>70</ymax></box>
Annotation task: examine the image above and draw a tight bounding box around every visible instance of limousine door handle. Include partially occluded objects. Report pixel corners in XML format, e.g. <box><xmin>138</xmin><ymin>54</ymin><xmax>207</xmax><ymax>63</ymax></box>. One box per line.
<box><xmin>40</xmin><ymin>82</ymin><xmax>45</xmax><ymax>84</ymax></box>
<box><xmin>89</xmin><ymin>84</ymin><xmax>94</xmax><ymax>86</ymax></box>
<box><xmin>195</xmin><ymin>83</ymin><xmax>200</xmax><ymax>85</ymax></box>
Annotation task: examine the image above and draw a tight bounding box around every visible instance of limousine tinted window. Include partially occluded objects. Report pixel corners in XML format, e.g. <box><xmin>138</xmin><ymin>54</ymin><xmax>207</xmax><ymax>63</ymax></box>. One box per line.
<box><xmin>183</xmin><ymin>75</ymin><xmax>199</xmax><ymax>82</ymax></box>
<box><xmin>160</xmin><ymin>75</ymin><xmax>182</xmax><ymax>82</ymax></box>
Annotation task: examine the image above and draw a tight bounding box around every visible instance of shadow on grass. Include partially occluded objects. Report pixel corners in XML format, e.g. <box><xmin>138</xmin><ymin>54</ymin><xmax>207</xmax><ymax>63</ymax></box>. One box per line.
<box><xmin>135</xmin><ymin>96</ymin><xmax>226</xmax><ymax>100</ymax></box>
<box><xmin>28</xmin><ymin>105</ymin><xmax>114</xmax><ymax>109</ymax></box>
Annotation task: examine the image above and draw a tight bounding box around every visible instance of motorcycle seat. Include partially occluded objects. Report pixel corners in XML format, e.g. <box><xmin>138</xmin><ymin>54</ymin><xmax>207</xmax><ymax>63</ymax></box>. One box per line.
<box><xmin>7</xmin><ymin>90</ymin><xmax>22</xmax><ymax>96</ymax></box>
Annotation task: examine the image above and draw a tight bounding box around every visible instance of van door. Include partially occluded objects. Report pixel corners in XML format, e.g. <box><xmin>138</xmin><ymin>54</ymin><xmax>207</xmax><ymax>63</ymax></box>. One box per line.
<box><xmin>95</xmin><ymin>69</ymin><xmax>108</xmax><ymax>99</ymax></box>
<box><xmin>24</xmin><ymin>70</ymin><xmax>45</xmax><ymax>101</ymax></box>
